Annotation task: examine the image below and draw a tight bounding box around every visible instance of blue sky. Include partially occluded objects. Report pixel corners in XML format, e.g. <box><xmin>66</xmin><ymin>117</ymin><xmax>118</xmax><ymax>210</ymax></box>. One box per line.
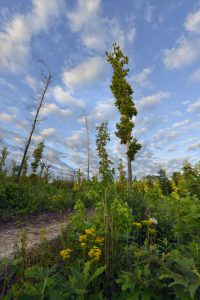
<box><xmin>0</xmin><ymin>0</ymin><xmax>200</xmax><ymax>178</ymax></box>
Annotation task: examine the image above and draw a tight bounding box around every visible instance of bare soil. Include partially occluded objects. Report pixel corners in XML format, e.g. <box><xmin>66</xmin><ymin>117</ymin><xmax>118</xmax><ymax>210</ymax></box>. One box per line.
<box><xmin>0</xmin><ymin>212</ymin><xmax>71</xmax><ymax>259</ymax></box>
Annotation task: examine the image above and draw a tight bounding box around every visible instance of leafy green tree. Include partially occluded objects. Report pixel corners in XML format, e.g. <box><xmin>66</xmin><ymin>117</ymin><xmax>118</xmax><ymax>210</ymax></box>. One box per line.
<box><xmin>144</xmin><ymin>175</ymin><xmax>159</xmax><ymax>188</ymax></box>
<box><xmin>0</xmin><ymin>147</ymin><xmax>9</xmax><ymax>174</ymax></box>
<box><xmin>182</xmin><ymin>160</ymin><xmax>194</xmax><ymax>178</ymax></box>
<box><xmin>31</xmin><ymin>141</ymin><xmax>45</xmax><ymax>174</ymax></box>
<box><xmin>158</xmin><ymin>168</ymin><xmax>172</xmax><ymax>196</ymax></box>
<box><xmin>171</xmin><ymin>171</ymin><xmax>182</xmax><ymax>186</ymax></box>
<box><xmin>96</xmin><ymin>121</ymin><xmax>114</xmax><ymax>183</ymax></box>
<box><xmin>117</xmin><ymin>159</ymin><xmax>126</xmax><ymax>191</ymax></box>
<box><xmin>106</xmin><ymin>43</ymin><xmax>141</xmax><ymax>187</ymax></box>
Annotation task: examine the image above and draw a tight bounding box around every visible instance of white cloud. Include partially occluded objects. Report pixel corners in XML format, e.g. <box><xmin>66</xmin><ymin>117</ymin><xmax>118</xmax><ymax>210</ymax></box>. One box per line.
<box><xmin>163</xmin><ymin>36</ymin><xmax>200</xmax><ymax>70</ymax></box>
<box><xmin>92</xmin><ymin>99</ymin><xmax>118</xmax><ymax>123</ymax></box>
<box><xmin>67</xmin><ymin>0</ymin><xmax>134</xmax><ymax>51</ymax></box>
<box><xmin>62</xmin><ymin>56</ymin><xmax>107</xmax><ymax>88</ymax></box>
<box><xmin>185</xmin><ymin>9</ymin><xmax>200</xmax><ymax>34</ymax></box>
<box><xmin>41</xmin><ymin>127</ymin><xmax>56</xmax><ymax>137</ymax></box>
<box><xmin>155</xmin><ymin>128</ymin><xmax>180</xmax><ymax>144</ymax></box>
<box><xmin>64</xmin><ymin>128</ymin><xmax>86</xmax><ymax>148</ymax></box>
<box><xmin>190</xmin><ymin>68</ymin><xmax>200</xmax><ymax>82</ymax></box>
<box><xmin>68</xmin><ymin>0</ymin><xmax>100</xmax><ymax>31</ymax></box>
<box><xmin>0</xmin><ymin>112</ymin><xmax>16</xmax><ymax>122</ymax></box>
<box><xmin>187</xmin><ymin>99</ymin><xmax>200</xmax><ymax>113</ymax></box>
<box><xmin>188</xmin><ymin>142</ymin><xmax>200</xmax><ymax>151</ymax></box>
<box><xmin>172</xmin><ymin>120</ymin><xmax>190</xmax><ymax>128</ymax></box>
<box><xmin>132</xmin><ymin>67</ymin><xmax>153</xmax><ymax>88</ymax></box>
<box><xmin>77</xmin><ymin>99</ymin><xmax>118</xmax><ymax>132</ymax></box>
<box><xmin>0</xmin><ymin>0</ymin><xmax>64</xmax><ymax>72</ymax></box>
<box><xmin>137</xmin><ymin>91</ymin><xmax>170</xmax><ymax>111</ymax></box>
<box><xmin>53</xmin><ymin>86</ymin><xmax>84</xmax><ymax>107</ymax></box>
<box><xmin>40</xmin><ymin>103</ymin><xmax>71</xmax><ymax>117</ymax></box>
<box><xmin>25</xmin><ymin>74</ymin><xmax>38</xmax><ymax>91</ymax></box>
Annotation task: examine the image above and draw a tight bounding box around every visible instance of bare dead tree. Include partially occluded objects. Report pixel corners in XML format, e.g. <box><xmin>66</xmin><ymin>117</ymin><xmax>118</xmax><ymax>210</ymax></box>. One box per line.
<box><xmin>16</xmin><ymin>65</ymin><xmax>52</xmax><ymax>182</ymax></box>
<box><xmin>83</xmin><ymin>110</ymin><xmax>90</xmax><ymax>180</ymax></box>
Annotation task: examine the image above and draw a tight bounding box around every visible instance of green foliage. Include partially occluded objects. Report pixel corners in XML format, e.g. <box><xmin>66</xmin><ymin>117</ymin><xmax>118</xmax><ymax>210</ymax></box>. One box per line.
<box><xmin>106</xmin><ymin>43</ymin><xmax>141</xmax><ymax>169</ymax></box>
<box><xmin>1</xmin><ymin>157</ymin><xmax>200</xmax><ymax>299</ymax></box>
<box><xmin>0</xmin><ymin>181</ymin><xmax>76</xmax><ymax>221</ymax></box>
<box><xmin>22</xmin><ymin>156</ymin><xmax>29</xmax><ymax>177</ymax></box>
<box><xmin>96</xmin><ymin>121</ymin><xmax>114</xmax><ymax>183</ymax></box>
<box><xmin>158</xmin><ymin>169</ymin><xmax>172</xmax><ymax>196</ymax></box>
<box><xmin>31</xmin><ymin>141</ymin><xmax>45</xmax><ymax>174</ymax></box>
<box><xmin>0</xmin><ymin>147</ymin><xmax>9</xmax><ymax>174</ymax></box>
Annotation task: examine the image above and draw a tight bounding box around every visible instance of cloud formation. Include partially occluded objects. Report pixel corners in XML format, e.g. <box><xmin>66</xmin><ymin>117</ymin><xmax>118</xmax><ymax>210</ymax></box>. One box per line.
<box><xmin>0</xmin><ymin>0</ymin><xmax>64</xmax><ymax>72</ymax></box>
<box><xmin>62</xmin><ymin>56</ymin><xmax>107</xmax><ymax>88</ymax></box>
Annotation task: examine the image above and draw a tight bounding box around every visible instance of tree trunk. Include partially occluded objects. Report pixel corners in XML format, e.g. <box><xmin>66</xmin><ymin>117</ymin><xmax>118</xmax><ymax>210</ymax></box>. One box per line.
<box><xmin>16</xmin><ymin>74</ymin><xmax>51</xmax><ymax>182</ymax></box>
<box><xmin>126</xmin><ymin>140</ymin><xmax>132</xmax><ymax>190</ymax></box>
<box><xmin>83</xmin><ymin>110</ymin><xmax>90</xmax><ymax>180</ymax></box>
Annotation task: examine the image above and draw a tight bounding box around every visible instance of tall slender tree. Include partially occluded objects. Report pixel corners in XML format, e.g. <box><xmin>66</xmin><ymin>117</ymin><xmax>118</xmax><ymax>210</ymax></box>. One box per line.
<box><xmin>106</xmin><ymin>43</ymin><xmax>141</xmax><ymax>188</ymax></box>
<box><xmin>96</xmin><ymin>121</ymin><xmax>114</xmax><ymax>183</ymax></box>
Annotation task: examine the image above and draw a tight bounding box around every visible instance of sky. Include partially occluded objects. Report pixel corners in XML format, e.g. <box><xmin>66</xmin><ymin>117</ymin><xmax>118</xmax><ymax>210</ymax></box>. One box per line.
<box><xmin>0</xmin><ymin>0</ymin><xmax>200</xmax><ymax>179</ymax></box>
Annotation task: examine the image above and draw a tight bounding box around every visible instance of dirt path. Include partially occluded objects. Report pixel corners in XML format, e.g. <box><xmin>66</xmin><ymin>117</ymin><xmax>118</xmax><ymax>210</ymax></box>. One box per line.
<box><xmin>0</xmin><ymin>213</ymin><xmax>70</xmax><ymax>259</ymax></box>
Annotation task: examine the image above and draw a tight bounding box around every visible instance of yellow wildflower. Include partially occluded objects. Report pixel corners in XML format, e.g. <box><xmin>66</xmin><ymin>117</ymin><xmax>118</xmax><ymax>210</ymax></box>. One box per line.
<box><xmin>88</xmin><ymin>246</ymin><xmax>101</xmax><ymax>261</ymax></box>
<box><xmin>142</xmin><ymin>218</ymin><xmax>158</xmax><ymax>226</ymax></box>
<box><xmin>142</xmin><ymin>220</ymin><xmax>154</xmax><ymax>226</ymax></box>
<box><xmin>79</xmin><ymin>235</ymin><xmax>87</xmax><ymax>242</ymax></box>
<box><xmin>95</xmin><ymin>236</ymin><xmax>105</xmax><ymax>244</ymax></box>
<box><xmin>60</xmin><ymin>248</ymin><xmax>72</xmax><ymax>260</ymax></box>
<box><xmin>132</xmin><ymin>222</ymin><xmax>142</xmax><ymax>230</ymax></box>
<box><xmin>85</xmin><ymin>228</ymin><xmax>95</xmax><ymax>236</ymax></box>
<box><xmin>81</xmin><ymin>242</ymin><xmax>87</xmax><ymax>248</ymax></box>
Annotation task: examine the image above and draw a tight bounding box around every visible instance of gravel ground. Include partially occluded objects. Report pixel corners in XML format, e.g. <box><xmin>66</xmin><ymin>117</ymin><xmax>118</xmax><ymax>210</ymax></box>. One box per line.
<box><xmin>0</xmin><ymin>213</ymin><xmax>70</xmax><ymax>259</ymax></box>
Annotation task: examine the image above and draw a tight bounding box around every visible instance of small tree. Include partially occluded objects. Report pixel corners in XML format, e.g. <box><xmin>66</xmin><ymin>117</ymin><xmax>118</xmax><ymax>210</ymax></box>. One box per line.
<box><xmin>31</xmin><ymin>141</ymin><xmax>45</xmax><ymax>174</ymax></box>
<box><xmin>96</xmin><ymin>121</ymin><xmax>114</xmax><ymax>183</ymax></box>
<box><xmin>117</xmin><ymin>159</ymin><xmax>126</xmax><ymax>191</ymax></box>
<box><xmin>0</xmin><ymin>147</ymin><xmax>9</xmax><ymax>175</ymax></box>
<box><xmin>106</xmin><ymin>43</ymin><xmax>141</xmax><ymax>188</ymax></box>
<box><xmin>158</xmin><ymin>168</ymin><xmax>172</xmax><ymax>196</ymax></box>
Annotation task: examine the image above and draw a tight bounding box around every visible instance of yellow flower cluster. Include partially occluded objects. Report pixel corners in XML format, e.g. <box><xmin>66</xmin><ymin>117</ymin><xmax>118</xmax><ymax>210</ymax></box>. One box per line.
<box><xmin>60</xmin><ymin>248</ymin><xmax>72</xmax><ymax>260</ymax></box>
<box><xmin>85</xmin><ymin>228</ymin><xmax>96</xmax><ymax>236</ymax></box>
<box><xmin>88</xmin><ymin>246</ymin><xmax>101</xmax><ymax>261</ymax></box>
<box><xmin>79</xmin><ymin>235</ymin><xmax>87</xmax><ymax>242</ymax></box>
<box><xmin>95</xmin><ymin>236</ymin><xmax>105</xmax><ymax>244</ymax></box>
<box><xmin>132</xmin><ymin>222</ymin><xmax>142</xmax><ymax>230</ymax></box>
<box><xmin>142</xmin><ymin>219</ymin><xmax>155</xmax><ymax>226</ymax></box>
